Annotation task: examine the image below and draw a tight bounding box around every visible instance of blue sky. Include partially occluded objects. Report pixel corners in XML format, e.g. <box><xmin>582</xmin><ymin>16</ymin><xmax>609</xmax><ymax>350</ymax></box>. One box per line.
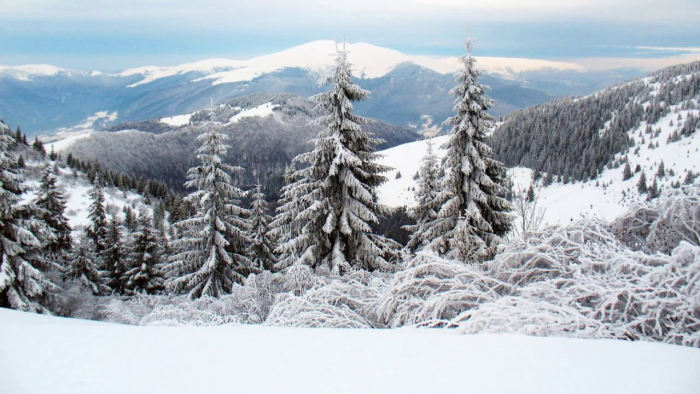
<box><xmin>1</xmin><ymin>0</ymin><xmax>699</xmax><ymax>71</ymax></box>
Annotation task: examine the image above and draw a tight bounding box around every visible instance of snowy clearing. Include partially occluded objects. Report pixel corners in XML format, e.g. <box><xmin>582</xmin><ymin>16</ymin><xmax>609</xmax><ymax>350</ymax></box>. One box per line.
<box><xmin>159</xmin><ymin>113</ymin><xmax>192</xmax><ymax>127</ymax></box>
<box><xmin>1</xmin><ymin>307</ymin><xmax>699</xmax><ymax>394</ymax></box>
<box><xmin>229</xmin><ymin>102</ymin><xmax>277</xmax><ymax>123</ymax></box>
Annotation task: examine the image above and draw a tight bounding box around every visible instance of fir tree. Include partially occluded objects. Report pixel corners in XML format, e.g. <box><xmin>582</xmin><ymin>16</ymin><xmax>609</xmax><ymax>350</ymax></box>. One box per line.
<box><xmin>86</xmin><ymin>174</ymin><xmax>108</xmax><ymax>255</ymax></box>
<box><xmin>404</xmin><ymin>138</ymin><xmax>440</xmax><ymax>251</ymax></box>
<box><xmin>166</xmin><ymin>124</ymin><xmax>253</xmax><ymax>298</ymax></box>
<box><xmin>0</xmin><ymin>123</ymin><xmax>59</xmax><ymax>312</ymax></box>
<box><xmin>647</xmin><ymin>177</ymin><xmax>660</xmax><ymax>200</ymax></box>
<box><xmin>274</xmin><ymin>40</ymin><xmax>399</xmax><ymax>273</ymax></box>
<box><xmin>656</xmin><ymin>160</ymin><xmax>666</xmax><ymax>178</ymax></box>
<box><xmin>35</xmin><ymin>165</ymin><xmax>72</xmax><ymax>263</ymax></box>
<box><xmin>420</xmin><ymin>36</ymin><xmax>513</xmax><ymax>261</ymax></box>
<box><xmin>622</xmin><ymin>162</ymin><xmax>633</xmax><ymax>181</ymax></box>
<box><xmin>526</xmin><ymin>185</ymin><xmax>535</xmax><ymax>202</ymax></box>
<box><xmin>124</xmin><ymin>211</ymin><xmax>165</xmax><ymax>295</ymax></box>
<box><xmin>684</xmin><ymin>170</ymin><xmax>696</xmax><ymax>185</ymax></box>
<box><xmin>16</xmin><ymin>155</ymin><xmax>24</xmax><ymax>169</ymax></box>
<box><xmin>248</xmin><ymin>185</ymin><xmax>277</xmax><ymax>272</ymax></box>
<box><xmin>67</xmin><ymin>235</ymin><xmax>108</xmax><ymax>295</ymax></box>
<box><xmin>637</xmin><ymin>172</ymin><xmax>648</xmax><ymax>193</ymax></box>
<box><xmin>634</xmin><ymin>164</ymin><xmax>641</xmax><ymax>173</ymax></box>
<box><xmin>103</xmin><ymin>219</ymin><xmax>126</xmax><ymax>294</ymax></box>
<box><xmin>269</xmin><ymin>163</ymin><xmax>302</xmax><ymax>268</ymax></box>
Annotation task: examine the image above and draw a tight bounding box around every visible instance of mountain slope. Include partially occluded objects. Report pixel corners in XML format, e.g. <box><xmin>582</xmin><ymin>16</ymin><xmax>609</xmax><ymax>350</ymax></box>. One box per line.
<box><xmin>0</xmin><ymin>41</ymin><xmax>624</xmax><ymax>135</ymax></box>
<box><xmin>52</xmin><ymin>93</ymin><xmax>419</xmax><ymax>200</ymax></box>
<box><xmin>377</xmin><ymin>61</ymin><xmax>700</xmax><ymax>226</ymax></box>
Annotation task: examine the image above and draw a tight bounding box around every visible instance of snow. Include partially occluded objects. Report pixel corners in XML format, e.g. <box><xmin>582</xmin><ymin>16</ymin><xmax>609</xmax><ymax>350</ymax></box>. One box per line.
<box><xmin>228</xmin><ymin>102</ymin><xmax>277</xmax><ymax>123</ymax></box>
<box><xmin>0</xmin><ymin>64</ymin><xmax>68</xmax><ymax>80</ymax></box>
<box><xmin>1</xmin><ymin>307</ymin><xmax>698</xmax><ymax>394</ymax></box>
<box><xmin>118</xmin><ymin>41</ymin><xmax>584</xmax><ymax>87</ymax></box>
<box><xmin>159</xmin><ymin>113</ymin><xmax>192</xmax><ymax>127</ymax></box>
<box><xmin>44</xmin><ymin>111</ymin><xmax>118</xmax><ymax>152</ymax></box>
<box><xmin>377</xmin><ymin>105</ymin><xmax>700</xmax><ymax>226</ymax></box>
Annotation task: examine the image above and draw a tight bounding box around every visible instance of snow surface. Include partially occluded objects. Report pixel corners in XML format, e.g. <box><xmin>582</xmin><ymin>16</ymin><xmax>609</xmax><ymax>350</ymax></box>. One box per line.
<box><xmin>1</xmin><ymin>307</ymin><xmax>698</xmax><ymax>394</ymax></box>
<box><xmin>228</xmin><ymin>102</ymin><xmax>277</xmax><ymax>123</ymax></box>
<box><xmin>0</xmin><ymin>64</ymin><xmax>70</xmax><ymax>80</ymax></box>
<box><xmin>159</xmin><ymin>113</ymin><xmax>192</xmax><ymax>127</ymax></box>
<box><xmin>44</xmin><ymin>111</ymin><xmax>118</xmax><ymax>152</ymax></box>
<box><xmin>377</xmin><ymin>106</ymin><xmax>700</xmax><ymax>226</ymax></box>
<box><xmin>118</xmin><ymin>40</ymin><xmax>583</xmax><ymax>87</ymax></box>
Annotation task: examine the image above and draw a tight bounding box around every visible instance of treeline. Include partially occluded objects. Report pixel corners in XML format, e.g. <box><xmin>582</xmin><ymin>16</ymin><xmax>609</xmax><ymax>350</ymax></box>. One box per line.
<box><xmin>491</xmin><ymin>60</ymin><xmax>700</xmax><ymax>182</ymax></box>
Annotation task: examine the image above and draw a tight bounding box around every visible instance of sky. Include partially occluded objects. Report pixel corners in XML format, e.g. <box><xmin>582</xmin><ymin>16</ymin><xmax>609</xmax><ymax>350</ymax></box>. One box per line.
<box><xmin>1</xmin><ymin>0</ymin><xmax>699</xmax><ymax>71</ymax></box>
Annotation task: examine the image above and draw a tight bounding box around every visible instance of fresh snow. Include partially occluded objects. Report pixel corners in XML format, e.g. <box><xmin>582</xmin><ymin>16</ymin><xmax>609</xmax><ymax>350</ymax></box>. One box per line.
<box><xmin>229</xmin><ymin>102</ymin><xmax>277</xmax><ymax>123</ymax></box>
<box><xmin>44</xmin><ymin>111</ymin><xmax>118</xmax><ymax>152</ymax></box>
<box><xmin>0</xmin><ymin>64</ymin><xmax>69</xmax><ymax>80</ymax></box>
<box><xmin>378</xmin><ymin>106</ymin><xmax>700</xmax><ymax>226</ymax></box>
<box><xmin>1</xmin><ymin>308</ymin><xmax>698</xmax><ymax>394</ymax></box>
<box><xmin>159</xmin><ymin>113</ymin><xmax>192</xmax><ymax>127</ymax></box>
<box><xmin>117</xmin><ymin>40</ymin><xmax>583</xmax><ymax>87</ymax></box>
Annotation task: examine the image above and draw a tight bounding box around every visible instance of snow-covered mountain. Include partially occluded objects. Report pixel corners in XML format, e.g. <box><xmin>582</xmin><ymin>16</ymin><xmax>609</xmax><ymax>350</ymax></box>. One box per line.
<box><xmin>0</xmin><ymin>41</ymin><xmax>641</xmax><ymax>135</ymax></box>
<box><xmin>119</xmin><ymin>40</ymin><xmax>584</xmax><ymax>87</ymax></box>
<box><xmin>378</xmin><ymin>61</ymin><xmax>700</xmax><ymax>226</ymax></box>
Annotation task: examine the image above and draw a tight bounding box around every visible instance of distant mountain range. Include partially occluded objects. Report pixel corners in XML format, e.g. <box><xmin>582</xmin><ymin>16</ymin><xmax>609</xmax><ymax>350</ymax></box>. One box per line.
<box><xmin>0</xmin><ymin>41</ymin><xmax>643</xmax><ymax>135</ymax></box>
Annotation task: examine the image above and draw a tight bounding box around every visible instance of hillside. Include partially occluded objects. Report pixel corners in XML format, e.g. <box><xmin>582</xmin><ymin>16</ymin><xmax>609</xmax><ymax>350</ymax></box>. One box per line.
<box><xmin>50</xmin><ymin>93</ymin><xmax>419</xmax><ymax>199</ymax></box>
<box><xmin>378</xmin><ymin>61</ymin><xmax>700</xmax><ymax>226</ymax></box>
<box><xmin>0</xmin><ymin>41</ymin><xmax>638</xmax><ymax>135</ymax></box>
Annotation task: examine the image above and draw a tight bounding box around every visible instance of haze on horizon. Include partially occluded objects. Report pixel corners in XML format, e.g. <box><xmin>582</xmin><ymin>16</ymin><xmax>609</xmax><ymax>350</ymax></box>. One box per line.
<box><xmin>1</xmin><ymin>0</ymin><xmax>699</xmax><ymax>72</ymax></box>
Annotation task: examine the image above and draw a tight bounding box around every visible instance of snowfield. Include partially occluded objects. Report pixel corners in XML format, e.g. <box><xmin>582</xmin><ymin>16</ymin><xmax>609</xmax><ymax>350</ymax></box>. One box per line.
<box><xmin>1</xmin><ymin>307</ymin><xmax>699</xmax><ymax>394</ymax></box>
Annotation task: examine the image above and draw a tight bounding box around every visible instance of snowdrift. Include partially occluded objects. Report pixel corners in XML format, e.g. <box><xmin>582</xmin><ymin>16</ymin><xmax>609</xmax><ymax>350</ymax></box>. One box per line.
<box><xmin>1</xmin><ymin>307</ymin><xmax>699</xmax><ymax>394</ymax></box>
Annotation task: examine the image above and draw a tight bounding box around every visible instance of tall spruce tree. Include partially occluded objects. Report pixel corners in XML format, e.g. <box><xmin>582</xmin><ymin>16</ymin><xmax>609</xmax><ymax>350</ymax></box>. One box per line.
<box><xmin>404</xmin><ymin>138</ymin><xmax>440</xmax><ymax>251</ymax></box>
<box><xmin>275</xmin><ymin>40</ymin><xmax>399</xmax><ymax>273</ymax></box>
<box><xmin>166</xmin><ymin>124</ymin><xmax>253</xmax><ymax>298</ymax></box>
<box><xmin>86</xmin><ymin>173</ymin><xmax>108</xmax><ymax>255</ymax></box>
<box><xmin>421</xmin><ymin>36</ymin><xmax>513</xmax><ymax>261</ymax></box>
<box><xmin>248</xmin><ymin>185</ymin><xmax>277</xmax><ymax>272</ymax></box>
<box><xmin>35</xmin><ymin>164</ymin><xmax>72</xmax><ymax>264</ymax></box>
<box><xmin>67</xmin><ymin>235</ymin><xmax>108</xmax><ymax>295</ymax></box>
<box><xmin>124</xmin><ymin>211</ymin><xmax>165</xmax><ymax>295</ymax></box>
<box><xmin>103</xmin><ymin>219</ymin><xmax>126</xmax><ymax>294</ymax></box>
<box><xmin>637</xmin><ymin>172</ymin><xmax>648</xmax><ymax>193</ymax></box>
<box><xmin>269</xmin><ymin>164</ymin><xmax>300</xmax><ymax>268</ymax></box>
<box><xmin>0</xmin><ymin>123</ymin><xmax>59</xmax><ymax>312</ymax></box>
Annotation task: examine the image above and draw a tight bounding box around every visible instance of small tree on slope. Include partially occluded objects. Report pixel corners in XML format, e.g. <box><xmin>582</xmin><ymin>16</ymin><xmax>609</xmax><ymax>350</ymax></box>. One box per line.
<box><xmin>166</xmin><ymin>124</ymin><xmax>253</xmax><ymax>298</ymax></box>
<box><xmin>422</xmin><ymin>37</ymin><xmax>513</xmax><ymax>261</ymax></box>
<box><xmin>404</xmin><ymin>138</ymin><xmax>440</xmax><ymax>251</ymax></box>
<box><xmin>0</xmin><ymin>124</ymin><xmax>59</xmax><ymax>312</ymax></box>
<box><xmin>86</xmin><ymin>173</ymin><xmax>108</xmax><ymax>256</ymax></box>
<box><xmin>67</xmin><ymin>234</ymin><xmax>108</xmax><ymax>295</ymax></box>
<box><xmin>248</xmin><ymin>185</ymin><xmax>277</xmax><ymax>272</ymax></box>
<box><xmin>35</xmin><ymin>164</ymin><xmax>72</xmax><ymax>265</ymax></box>
<box><xmin>275</xmin><ymin>41</ymin><xmax>400</xmax><ymax>273</ymax></box>
<box><xmin>124</xmin><ymin>211</ymin><xmax>165</xmax><ymax>294</ymax></box>
<box><xmin>104</xmin><ymin>219</ymin><xmax>127</xmax><ymax>294</ymax></box>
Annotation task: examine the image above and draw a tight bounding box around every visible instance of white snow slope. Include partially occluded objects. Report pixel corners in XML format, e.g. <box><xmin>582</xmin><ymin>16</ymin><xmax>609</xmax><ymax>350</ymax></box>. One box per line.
<box><xmin>119</xmin><ymin>40</ymin><xmax>583</xmax><ymax>87</ymax></box>
<box><xmin>1</xmin><ymin>307</ymin><xmax>698</xmax><ymax>394</ymax></box>
<box><xmin>378</xmin><ymin>93</ymin><xmax>700</xmax><ymax>227</ymax></box>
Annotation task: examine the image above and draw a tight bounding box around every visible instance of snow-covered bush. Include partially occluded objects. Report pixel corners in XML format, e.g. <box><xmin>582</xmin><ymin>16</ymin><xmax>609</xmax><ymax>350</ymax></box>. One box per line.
<box><xmin>376</xmin><ymin>253</ymin><xmax>509</xmax><ymax>328</ymax></box>
<box><xmin>611</xmin><ymin>184</ymin><xmax>700</xmax><ymax>254</ymax></box>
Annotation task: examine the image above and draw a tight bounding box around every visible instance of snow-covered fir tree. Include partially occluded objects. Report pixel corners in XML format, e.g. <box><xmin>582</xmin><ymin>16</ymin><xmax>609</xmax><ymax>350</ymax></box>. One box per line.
<box><xmin>166</xmin><ymin>124</ymin><xmax>253</xmax><ymax>298</ymax></box>
<box><xmin>35</xmin><ymin>164</ymin><xmax>72</xmax><ymax>264</ymax></box>
<box><xmin>124</xmin><ymin>211</ymin><xmax>165</xmax><ymax>295</ymax></box>
<box><xmin>248</xmin><ymin>185</ymin><xmax>277</xmax><ymax>271</ymax></box>
<box><xmin>404</xmin><ymin>138</ymin><xmax>440</xmax><ymax>251</ymax></box>
<box><xmin>275</xmin><ymin>40</ymin><xmax>400</xmax><ymax>273</ymax></box>
<box><xmin>86</xmin><ymin>173</ymin><xmax>108</xmax><ymax>255</ymax></box>
<box><xmin>421</xmin><ymin>36</ymin><xmax>513</xmax><ymax>261</ymax></box>
<box><xmin>270</xmin><ymin>163</ymin><xmax>305</xmax><ymax>268</ymax></box>
<box><xmin>0</xmin><ymin>123</ymin><xmax>59</xmax><ymax>312</ymax></box>
<box><xmin>103</xmin><ymin>219</ymin><xmax>127</xmax><ymax>294</ymax></box>
<box><xmin>67</xmin><ymin>234</ymin><xmax>108</xmax><ymax>295</ymax></box>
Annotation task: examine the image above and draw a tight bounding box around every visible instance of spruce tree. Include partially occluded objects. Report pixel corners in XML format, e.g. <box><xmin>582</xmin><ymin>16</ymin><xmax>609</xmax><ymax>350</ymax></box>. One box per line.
<box><xmin>35</xmin><ymin>165</ymin><xmax>72</xmax><ymax>263</ymax></box>
<box><xmin>637</xmin><ymin>172</ymin><xmax>648</xmax><ymax>193</ymax></box>
<box><xmin>103</xmin><ymin>219</ymin><xmax>126</xmax><ymax>294</ymax></box>
<box><xmin>0</xmin><ymin>123</ymin><xmax>59</xmax><ymax>312</ymax></box>
<box><xmin>404</xmin><ymin>138</ymin><xmax>440</xmax><ymax>251</ymax></box>
<box><xmin>269</xmin><ymin>163</ymin><xmax>303</xmax><ymax>268</ymax></box>
<box><xmin>274</xmin><ymin>40</ymin><xmax>399</xmax><ymax>273</ymax></box>
<box><xmin>16</xmin><ymin>155</ymin><xmax>25</xmax><ymax>169</ymax></box>
<box><xmin>526</xmin><ymin>185</ymin><xmax>535</xmax><ymax>202</ymax></box>
<box><xmin>166</xmin><ymin>124</ymin><xmax>253</xmax><ymax>298</ymax></box>
<box><xmin>124</xmin><ymin>211</ymin><xmax>165</xmax><ymax>295</ymax></box>
<box><xmin>248</xmin><ymin>185</ymin><xmax>277</xmax><ymax>272</ymax></box>
<box><xmin>421</xmin><ymin>36</ymin><xmax>513</xmax><ymax>261</ymax></box>
<box><xmin>647</xmin><ymin>177</ymin><xmax>660</xmax><ymax>200</ymax></box>
<box><xmin>656</xmin><ymin>160</ymin><xmax>666</xmax><ymax>178</ymax></box>
<box><xmin>87</xmin><ymin>174</ymin><xmax>108</xmax><ymax>255</ymax></box>
<box><xmin>622</xmin><ymin>162</ymin><xmax>633</xmax><ymax>181</ymax></box>
<box><xmin>67</xmin><ymin>235</ymin><xmax>108</xmax><ymax>295</ymax></box>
